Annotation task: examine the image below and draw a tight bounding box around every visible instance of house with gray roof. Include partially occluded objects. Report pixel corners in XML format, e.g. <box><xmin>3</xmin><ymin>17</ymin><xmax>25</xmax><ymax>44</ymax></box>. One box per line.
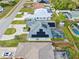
<box><xmin>14</xmin><ymin>42</ymin><xmax>69</xmax><ymax>59</ymax></box>
<box><xmin>58</xmin><ymin>10</ymin><xmax>79</xmax><ymax>20</ymax></box>
<box><xmin>25</xmin><ymin>8</ymin><xmax>64</xmax><ymax>41</ymax></box>
<box><xmin>25</xmin><ymin>8</ymin><xmax>52</xmax><ymax>21</ymax></box>
<box><xmin>28</xmin><ymin>21</ymin><xmax>54</xmax><ymax>41</ymax></box>
<box><xmin>27</xmin><ymin>20</ymin><xmax>64</xmax><ymax>41</ymax></box>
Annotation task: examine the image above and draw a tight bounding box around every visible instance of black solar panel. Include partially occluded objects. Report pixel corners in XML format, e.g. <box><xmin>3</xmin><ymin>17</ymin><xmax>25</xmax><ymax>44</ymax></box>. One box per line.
<box><xmin>48</xmin><ymin>22</ymin><xmax>55</xmax><ymax>27</ymax></box>
<box><xmin>31</xmin><ymin>29</ymin><xmax>49</xmax><ymax>38</ymax></box>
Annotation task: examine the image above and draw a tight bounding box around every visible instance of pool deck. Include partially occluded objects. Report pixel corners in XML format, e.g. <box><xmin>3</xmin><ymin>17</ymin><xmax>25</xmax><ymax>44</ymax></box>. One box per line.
<box><xmin>68</xmin><ymin>26</ymin><xmax>79</xmax><ymax>37</ymax></box>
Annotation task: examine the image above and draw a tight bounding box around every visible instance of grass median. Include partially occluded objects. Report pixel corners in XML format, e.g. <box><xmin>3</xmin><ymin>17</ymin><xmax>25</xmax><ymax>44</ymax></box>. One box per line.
<box><xmin>11</xmin><ymin>20</ymin><xmax>26</xmax><ymax>24</ymax></box>
<box><xmin>4</xmin><ymin>28</ymin><xmax>16</xmax><ymax>35</ymax></box>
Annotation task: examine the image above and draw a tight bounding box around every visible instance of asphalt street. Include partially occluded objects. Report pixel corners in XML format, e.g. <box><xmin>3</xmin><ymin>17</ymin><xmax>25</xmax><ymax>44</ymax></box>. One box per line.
<box><xmin>0</xmin><ymin>0</ymin><xmax>26</xmax><ymax>38</ymax></box>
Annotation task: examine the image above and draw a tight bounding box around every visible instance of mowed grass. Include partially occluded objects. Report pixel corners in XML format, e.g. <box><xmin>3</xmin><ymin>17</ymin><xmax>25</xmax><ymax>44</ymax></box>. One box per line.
<box><xmin>20</xmin><ymin>8</ymin><xmax>34</xmax><ymax>13</ymax></box>
<box><xmin>0</xmin><ymin>34</ymin><xmax>27</xmax><ymax>47</ymax></box>
<box><xmin>15</xmin><ymin>0</ymin><xmax>19</xmax><ymax>3</ymax></box>
<box><xmin>4</xmin><ymin>28</ymin><xmax>16</xmax><ymax>35</ymax></box>
<box><xmin>0</xmin><ymin>6</ymin><xmax>13</xmax><ymax>18</ymax></box>
<box><xmin>11</xmin><ymin>20</ymin><xmax>26</xmax><ymax>24</ymax></box>
<box><xmin>51</xmin><ymin>38</ymin><xmax>64</xmax><ymax>41</ymax></box>
<box><xmin>15</xmin><ymin>14</ymin><xmax>23</xmax><ymax>18</ymax></box>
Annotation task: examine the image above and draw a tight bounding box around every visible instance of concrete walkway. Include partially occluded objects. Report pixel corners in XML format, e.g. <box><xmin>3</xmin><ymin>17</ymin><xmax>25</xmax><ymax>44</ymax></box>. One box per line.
<box><xmin>0</xmin><ymin>24</ymin><xmax>29</xmax><ymax>40</ymax></box>
<box><xmin>0</xmin><ymin>12</ymin><xmax>30</xmax><ymax>40</ymax></box>
<box><xmin>14</xmin><ymin>12</ymin><xmax>28</xmax><ymax>20</ymax></box>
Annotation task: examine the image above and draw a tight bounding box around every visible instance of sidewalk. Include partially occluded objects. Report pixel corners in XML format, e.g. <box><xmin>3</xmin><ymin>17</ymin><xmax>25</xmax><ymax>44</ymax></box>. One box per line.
<box><xmin>0</xmin><ymin>24</ymin><xmax>29</xmax><ymax>40</ymax></box>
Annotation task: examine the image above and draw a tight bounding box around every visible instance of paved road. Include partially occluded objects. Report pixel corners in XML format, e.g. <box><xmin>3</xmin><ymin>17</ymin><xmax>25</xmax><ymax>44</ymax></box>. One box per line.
<box><xmin>0</xmin><ymin>0</ymin><xmax>26</xmax><ymax>38</ymax></box>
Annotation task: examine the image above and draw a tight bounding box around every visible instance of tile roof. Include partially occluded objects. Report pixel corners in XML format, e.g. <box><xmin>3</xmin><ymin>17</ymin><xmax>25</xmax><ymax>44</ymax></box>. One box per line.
<box><xmin>15</xmin><ymin>42</ymin><xmax>55</xmax><ymax>59</ymax></box>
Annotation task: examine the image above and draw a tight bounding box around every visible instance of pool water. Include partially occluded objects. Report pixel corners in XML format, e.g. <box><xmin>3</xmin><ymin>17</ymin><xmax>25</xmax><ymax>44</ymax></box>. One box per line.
<box><xmin>72</xmin><ymin>28</ymin><xmax>79</xmax><ymax>35</ymax></box>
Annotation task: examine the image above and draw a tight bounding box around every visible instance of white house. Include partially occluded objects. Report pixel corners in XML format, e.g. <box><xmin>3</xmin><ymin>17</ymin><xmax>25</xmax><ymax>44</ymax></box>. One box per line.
<box><xmin>24</xmin><ymin>8</ymin><xmax>52</xmax><ymax>21</ymax></box>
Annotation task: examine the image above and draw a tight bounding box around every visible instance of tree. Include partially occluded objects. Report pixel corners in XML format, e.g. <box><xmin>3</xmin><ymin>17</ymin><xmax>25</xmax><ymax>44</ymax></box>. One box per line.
<box><xmin>51</xmin><ymin>12</ymin><xmax>66</xmax><ymax>25</ymax></box>
<box><xmin>0</xmin><ymin>0</ymin><xmax>2</xmax><ymax>1</ymax></box>
<box><xmin>0</xmin><ymin>3</ymin><xmax>9</xmax><ymax>7</ymax></box>
<box><xmin>9</xmin><ymin>1</ymin><xmax>17</xmax><ymax>6</ymax></box>
<box><xmin>51</xmin><ymin>0</ymin><xmax>76</xmax><ymax>10</ymax></box>
<box><xmin>68</xmin><ymin>2</ymin><xmax>76</xmax><ymax>10</ymax></box>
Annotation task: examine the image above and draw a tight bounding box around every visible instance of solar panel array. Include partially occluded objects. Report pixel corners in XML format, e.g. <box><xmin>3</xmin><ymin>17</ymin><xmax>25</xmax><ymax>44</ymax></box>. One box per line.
<box><xmin>48</xmin><ymin>22</ymin><xmax>55</xmax><ymax>27</ymax></box>
<box><xmin>32</xmin><ymin>29</ymin><xmax>49</xmax><ymax>37</ymax></box>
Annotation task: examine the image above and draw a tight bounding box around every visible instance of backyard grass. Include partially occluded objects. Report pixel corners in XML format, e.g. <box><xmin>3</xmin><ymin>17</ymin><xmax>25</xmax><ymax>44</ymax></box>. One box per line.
<box><xmin>0</xmin><ymin>34</ymin><xmax>27</xmax><ymax>47</ymax></box>
<box><xmin>4</xmin><ymin>28</ymin><xmax>16</xmax><ymax>35</ymax></box>
<box><xmin>11</xmin><ymin>20</ymin><xmax>26</xmax><ymax>24</ymax></box>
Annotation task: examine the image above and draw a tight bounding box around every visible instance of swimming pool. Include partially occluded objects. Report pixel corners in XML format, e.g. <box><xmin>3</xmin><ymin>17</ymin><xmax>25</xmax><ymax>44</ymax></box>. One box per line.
<box><xmin>72</xmin><ymin>28</ymin><xmax>79</xmax><ymax>35</ymax></box>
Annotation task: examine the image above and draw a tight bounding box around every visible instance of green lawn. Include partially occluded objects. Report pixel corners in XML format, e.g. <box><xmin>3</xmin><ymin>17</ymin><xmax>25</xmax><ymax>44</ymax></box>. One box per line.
<box><xmin>0</xmin><ymin>6</ymin><xmax>13</xmax><ymax>18</ymax></box>
<box><xmin>14</xmin><ymin>0</ymin><xmax>19</xmax><ymax>3</ymax></box>
<box><xmin>4</xmin><ymin>28</ymin><xmax>16</xmax><ymax>35</ymax></box>
<box><xmin>21</xmin><ymin>3</ymin><xmax>33</xmax><ymax>13</ymax></box>
<box><xmin>15</xmin><ymin>14</ymin><xmax>23</xmax><ymax>18</ymax></box>
<box><xmin>51</xmin><ymin>12</ymin><xmax>66</xmax><ymax>26</ymax></box>
<box><xmin>20</xmin><ymin>8</ymin><xmax>34</xmax><ymax>13</ymax></box>
<box><xmin>0</xmin><ymin>34</ymin><xmax>27</xmax><ymax>47</ymax></box>
<box><xmin>51</xmin><ymin>38</ymin><xmax>64</xmax><ymax>41</ymax></box>
<box><xmin>11</xmin><ymin>20</ymin><xmax>26</xmax><ymax>24</ymax></box>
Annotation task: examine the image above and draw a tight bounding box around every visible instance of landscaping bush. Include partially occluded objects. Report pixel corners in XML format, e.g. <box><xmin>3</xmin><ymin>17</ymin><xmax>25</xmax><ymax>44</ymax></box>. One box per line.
<box><xmin>0</xmin><ymin>3</ymin><xmax>9</xmax><ymax>7</ymax></box>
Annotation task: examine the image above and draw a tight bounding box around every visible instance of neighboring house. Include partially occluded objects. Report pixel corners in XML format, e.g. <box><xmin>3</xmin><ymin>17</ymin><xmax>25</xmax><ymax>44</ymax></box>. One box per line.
<box><xmin>0</xmin><ymin>6</ymin><xmax>4</xmax><ymax>13</ymax></box>
<box><xmin>58</xmin><ymin>10</ymin><xmax>79</xmax><ymax>20</ymax></box>
<box><xmin>25</xmin><ymin>8</ymin><xmax>52</xmax><ymax>21</ymax></box>
<box><xmin>33</xmin><ymin>0</ymin><xmax>49</xmax><ymax>4</ymax></box>
<box><xmin>14</xmin><ymin>42</ymin><xmax>69</xmax><ymax>59</ymax></box>
<box><xmin>71</xmin><ymin>11</ymin><xmax>79</xmax><ymax>20</ymax></box>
